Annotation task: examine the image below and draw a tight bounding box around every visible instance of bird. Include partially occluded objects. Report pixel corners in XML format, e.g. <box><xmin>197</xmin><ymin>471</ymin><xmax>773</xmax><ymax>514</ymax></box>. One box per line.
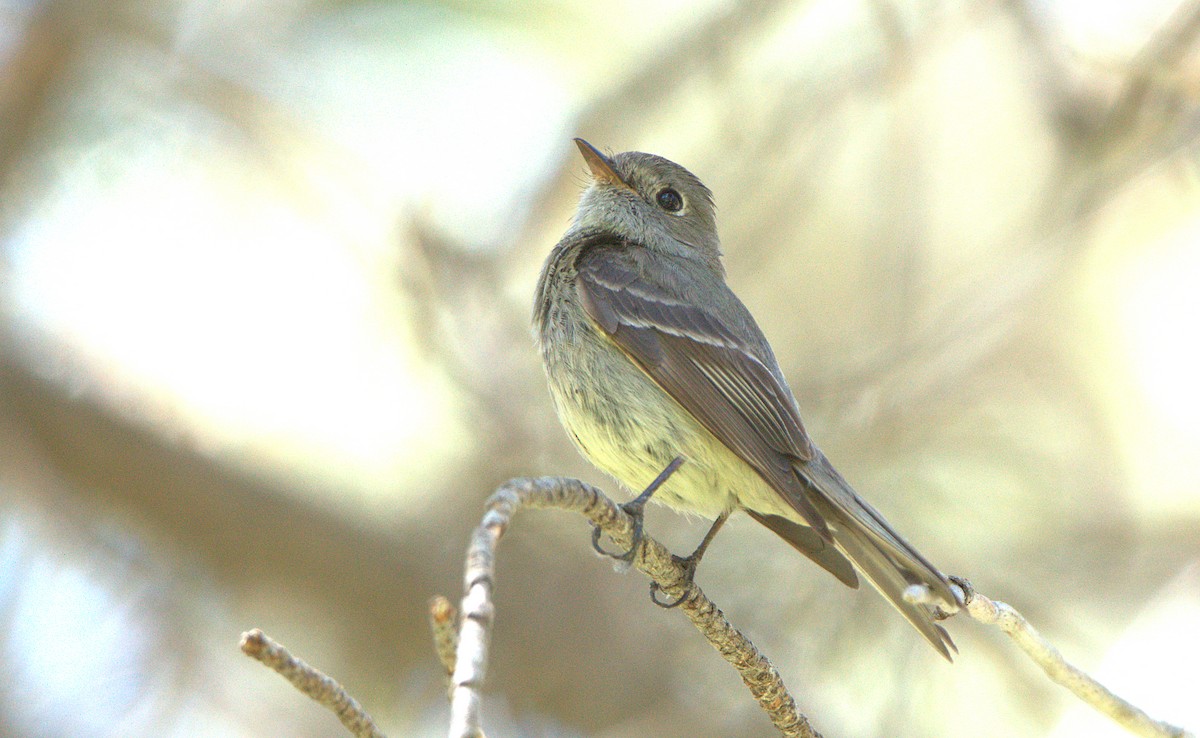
<box><xmin>533</xmin><ymin>138</ymin><xmax>957</xmax><ymax>659</ymax></box>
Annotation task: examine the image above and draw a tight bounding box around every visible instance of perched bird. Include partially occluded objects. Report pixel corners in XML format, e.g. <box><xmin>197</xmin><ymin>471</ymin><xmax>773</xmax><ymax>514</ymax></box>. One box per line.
<box><xmin>533</xmin><ymin>139</ymin><xmax>957</xmax><ymax>659</ymax></box>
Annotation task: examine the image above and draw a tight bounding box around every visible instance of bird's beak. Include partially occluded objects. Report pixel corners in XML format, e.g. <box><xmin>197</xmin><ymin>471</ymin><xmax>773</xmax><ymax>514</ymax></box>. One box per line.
<box><xmin>574</xmin><ymin>138</ymin><xmax>634</xmax><ymax>192</ymax></box>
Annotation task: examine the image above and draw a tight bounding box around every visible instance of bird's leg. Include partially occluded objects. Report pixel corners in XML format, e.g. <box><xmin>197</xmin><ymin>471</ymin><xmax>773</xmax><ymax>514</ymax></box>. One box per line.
<box><xmin>591</xmin><ymin>456</ymin><xmax>684</xmax><ymax>562</ymax></box>
<box><xmin>651</xmin><ymin>509</ymin><xmax>731</xmax><ymax>608</ymax></box>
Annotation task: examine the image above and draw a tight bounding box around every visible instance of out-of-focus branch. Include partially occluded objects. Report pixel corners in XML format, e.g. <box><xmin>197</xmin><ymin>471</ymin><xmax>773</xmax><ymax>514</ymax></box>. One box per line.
<box><xmin>1103</xmin><ymin>0</ymin><xmax>1200</xmax><ymax>136</ymax></box>
<box><xmin>240</xmin><ymin>629</ymin><xmax>386</xmax><ymax>738</ymax></box>
<box><xmin>923</xmin><ymin>579</ymin><xmax>1194</xmax><ymax>738</ymax></box>
<box><xmin>1004</xmin><ymin>0</ymin><xmax>1200</xmax><ymax>233</ymax></box>
<box><xmin>436</xmin><ymin>476</ymin><xmax>821</xmax><ymax>738</ymax></box>
<box><xmin>510</xmin><ymin>0</ymin><xmax>800</xmax><ymax>256</ymax></box>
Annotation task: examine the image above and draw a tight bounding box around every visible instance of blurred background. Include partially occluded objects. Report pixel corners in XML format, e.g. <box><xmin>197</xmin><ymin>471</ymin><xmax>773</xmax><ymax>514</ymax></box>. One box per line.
<box><xmin>1</xmin><ymin>0</ymin><xmax>1199</xmax><ymax>736</ymax></box>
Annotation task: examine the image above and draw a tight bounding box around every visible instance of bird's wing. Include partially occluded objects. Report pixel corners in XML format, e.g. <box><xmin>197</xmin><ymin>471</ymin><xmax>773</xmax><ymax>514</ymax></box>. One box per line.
<box><xmin>574</xmin><ymin>241</ymin><xmax>829</xmax><ymax>537</ymax></box>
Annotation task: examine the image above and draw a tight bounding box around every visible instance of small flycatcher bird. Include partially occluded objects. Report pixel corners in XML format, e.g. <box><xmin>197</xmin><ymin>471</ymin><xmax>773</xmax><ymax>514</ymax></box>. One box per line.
<box><xmin>534</xmin><ymin>139</ymin><xmax>957</xmax><ymax>659</ymax></box>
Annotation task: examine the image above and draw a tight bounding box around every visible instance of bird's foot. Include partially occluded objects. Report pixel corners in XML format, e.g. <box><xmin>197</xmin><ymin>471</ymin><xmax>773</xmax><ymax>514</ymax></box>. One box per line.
<box><xmin>648</xmin><ymin>509</ymin><xmax>730</xmax><ymax>608</ymax></box>
<box><xmin>590</xmin><ymin>505</ymin><xmax>644</xmax><ymax>563</ymax></box>
<box><xmin>650</xmin><ymin>553</ymin><xmax>700</xmax><ymax>608</ymax></box>
<box><xmin>591</xmin><ymin>457</ymin><xmax>684</xmax><ymax>563</ymax></box>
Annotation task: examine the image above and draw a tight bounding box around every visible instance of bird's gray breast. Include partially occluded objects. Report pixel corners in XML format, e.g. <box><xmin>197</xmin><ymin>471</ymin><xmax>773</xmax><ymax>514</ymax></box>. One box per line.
<box><xmin>535</xmin><ymin>253</ymin><xmax>690</xmax><ymax>495</ymax></box>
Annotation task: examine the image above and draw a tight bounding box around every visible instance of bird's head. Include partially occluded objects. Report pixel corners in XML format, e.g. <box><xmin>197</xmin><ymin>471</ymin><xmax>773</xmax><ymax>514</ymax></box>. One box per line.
<box><xmin>571</xmin><ymin>138</ymin><xmax>722</xmax><ymax>272</ymax></box>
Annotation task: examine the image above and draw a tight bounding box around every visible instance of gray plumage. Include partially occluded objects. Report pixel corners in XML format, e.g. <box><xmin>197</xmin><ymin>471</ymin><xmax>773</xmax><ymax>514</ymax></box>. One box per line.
<box><xmin>533</xmin><ymin>140</ymin><xmax>956</xmax><ymax>659</ymax></box>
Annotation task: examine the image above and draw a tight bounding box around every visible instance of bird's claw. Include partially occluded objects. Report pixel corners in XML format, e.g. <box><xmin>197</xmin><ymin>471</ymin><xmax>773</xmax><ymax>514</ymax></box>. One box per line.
<box><xmin>649</xmin><ymin>554</ymin><xmax>699</xmax><ymax>608</ymax></box>
<box><xmin>589</xmin><ymin>457</ymin><xmax>684</xmax><ymax>563</ymax></box>
<box><xmin>590</xmin><ymin>499</ymin><xmax>646</xmax><ymax>562</ymax></box>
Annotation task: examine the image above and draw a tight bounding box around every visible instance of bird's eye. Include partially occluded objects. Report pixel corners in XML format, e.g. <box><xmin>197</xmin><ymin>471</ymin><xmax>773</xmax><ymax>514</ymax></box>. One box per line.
<box><xmin>655</xmin><ymin>188</ymin><xmax>684</xmax><ymax>213</ymax></box>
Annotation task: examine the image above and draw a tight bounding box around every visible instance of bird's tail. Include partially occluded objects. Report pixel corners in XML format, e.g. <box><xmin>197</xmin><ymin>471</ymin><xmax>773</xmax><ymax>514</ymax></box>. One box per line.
<box><xmin>796</xmin><ymin>451</ymin><xmax>957</xmax><ymax>661</ymax></box>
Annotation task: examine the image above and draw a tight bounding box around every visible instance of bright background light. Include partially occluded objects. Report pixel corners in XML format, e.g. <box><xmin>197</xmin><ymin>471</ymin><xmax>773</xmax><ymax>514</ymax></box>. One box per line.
<box><xmin>0</xmin><ymin>0</ymin><xmax>1197</xmax><ymax>736</ymax></box>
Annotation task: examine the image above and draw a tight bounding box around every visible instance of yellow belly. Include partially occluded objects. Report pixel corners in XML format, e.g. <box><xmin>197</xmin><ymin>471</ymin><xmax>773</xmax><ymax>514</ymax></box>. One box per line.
<box><xmin>543</xmin><ymin>318</ymin><xmax>795</xmax><ymax>521</ymax></box>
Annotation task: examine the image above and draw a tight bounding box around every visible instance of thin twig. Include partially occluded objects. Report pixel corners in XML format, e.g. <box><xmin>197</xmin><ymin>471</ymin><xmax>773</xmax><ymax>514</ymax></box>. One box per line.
<box><xmin>441</xmin><ymin>476</ymin><xmax>821</xmax><ymax>738</ymax></box>
<box><xmin>934</xmin><ymin>579</ymin><xmax>1194</xmax><ymax>738</ymax></box>
<box><xmin>240</xmin><ymin>628</ymin><xmax>387</xmax><ymax>738</ymax></box>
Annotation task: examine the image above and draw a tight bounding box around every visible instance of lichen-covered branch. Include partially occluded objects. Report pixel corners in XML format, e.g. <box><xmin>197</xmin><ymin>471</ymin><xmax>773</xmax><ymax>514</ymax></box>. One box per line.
<box><xmin>239</xmin><ymin>628</ymin><xmax>386</xmax><ymax>738</ymax></box>
<box><xmin>243</xmin><ymin>479</ymin><xmax>1194</xmax><ymax>738</ymax></box>
<box><xmin>439</xmin><ymin>475</ymin><xmax>821</xmax><ymax>738</ymax></box>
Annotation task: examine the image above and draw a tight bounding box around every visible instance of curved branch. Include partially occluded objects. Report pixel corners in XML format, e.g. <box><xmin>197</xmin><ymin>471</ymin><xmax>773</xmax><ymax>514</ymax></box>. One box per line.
<box><xmin>441</xmin><ymin>476</ymin><xmax>821</xmax><ymax>738</ymax></box>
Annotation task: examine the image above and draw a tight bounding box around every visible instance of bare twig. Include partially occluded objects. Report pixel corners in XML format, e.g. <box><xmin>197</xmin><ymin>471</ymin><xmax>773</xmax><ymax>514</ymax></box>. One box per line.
<box><xmin>930</xmin><ymin>579</ymin><xmax>1194</xmax><ymax>738</ymax></box>
<box><xmin>240</xmin><ymin>628</ymin><xmax>387</xmax><ymax>738</ymax></box>
<box><xmin>441</xmin><ymin>476</ymin><xmax>821</xmax><ymax>738</ymax></box>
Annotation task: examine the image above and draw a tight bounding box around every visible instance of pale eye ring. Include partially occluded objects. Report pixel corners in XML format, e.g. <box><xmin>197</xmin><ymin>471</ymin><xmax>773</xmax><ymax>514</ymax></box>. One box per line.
<box><xmin>655</xmin><ymin>187</ymin><xmax>684</xmax><ymax>213</ymax></box>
